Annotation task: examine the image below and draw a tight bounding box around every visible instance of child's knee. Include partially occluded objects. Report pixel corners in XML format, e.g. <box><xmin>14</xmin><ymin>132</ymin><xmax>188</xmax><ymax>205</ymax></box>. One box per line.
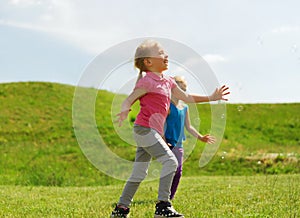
<box><xmin>128</xmin><ymin>162</ymin><xmax>149</xmax><ymax>182</ymax></box>
<box><xmin>170</xmin><ymin>155</ymin><xmax>178</xmax><ymax>170</ymax></box>
<box><xmin>176</xmin><ymin>167</ymin><xmax>182</xmax><ymax>176</ymax></box>
<box><xmin>128</xmin><ymin>173</ymin><xmax>147</xmax><ymax>182</ymax></box>
<box><xmin>157</xmin><ymin>151</ymin><xmax>178</xmax><ymax>171</ymax></box>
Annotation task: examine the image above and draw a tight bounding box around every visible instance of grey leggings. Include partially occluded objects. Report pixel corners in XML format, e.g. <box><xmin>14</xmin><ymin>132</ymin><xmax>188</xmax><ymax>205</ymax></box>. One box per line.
<box><xmin>118</xmin><ymin>125</ymin><xmax>178</xmax><ymax>207</ymax></box>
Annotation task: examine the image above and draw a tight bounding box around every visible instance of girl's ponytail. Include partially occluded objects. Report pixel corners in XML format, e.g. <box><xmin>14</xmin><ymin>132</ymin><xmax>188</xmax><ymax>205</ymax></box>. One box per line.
<box><xmin>136</xmin><ymin>70</ymin><xmax>143</xmax><ymax>84</ymax></box>
<box><xmin>134</xmin><ymin>57</ymin><xmax>145</xmax><ymax>84</ymax></box>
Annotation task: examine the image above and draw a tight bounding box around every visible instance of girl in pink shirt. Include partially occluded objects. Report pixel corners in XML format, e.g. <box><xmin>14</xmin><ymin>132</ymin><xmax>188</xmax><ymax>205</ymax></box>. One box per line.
<box><xmin>111</xmin><ymin>39</ymin><xmax>230</xmax><ymax>218</ymax></box>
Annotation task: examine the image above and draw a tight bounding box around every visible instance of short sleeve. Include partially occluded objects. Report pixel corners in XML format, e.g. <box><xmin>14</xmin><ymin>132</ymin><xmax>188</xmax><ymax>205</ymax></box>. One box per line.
<box><xmin>169</xmin><ymin>76</ymin><xmax>177</xmax><ymax>89</ymax></box>
<box><xmin>184</xmin><ymin>104</ymin><xmax>188</xmax><ymax>114</ymax></box>
<box><xmin>134</xmin><ymin>76</ymin><xmax>151</xmax><ymax>92</ymax></box>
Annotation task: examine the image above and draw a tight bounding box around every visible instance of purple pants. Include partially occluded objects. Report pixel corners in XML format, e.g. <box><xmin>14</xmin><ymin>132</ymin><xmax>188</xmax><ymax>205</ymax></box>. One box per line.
<box><xmin>170</xmin><ymin>147</ymin><xmax>184</xmax><ymax>200</ymax></box>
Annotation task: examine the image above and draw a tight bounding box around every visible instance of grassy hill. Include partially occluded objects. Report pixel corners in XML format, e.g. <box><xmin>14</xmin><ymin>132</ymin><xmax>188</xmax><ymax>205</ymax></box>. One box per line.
<box><xmin>0</xmin><ymin>82</ymin><xmax>299</xmax><ymax>186</ymax></box>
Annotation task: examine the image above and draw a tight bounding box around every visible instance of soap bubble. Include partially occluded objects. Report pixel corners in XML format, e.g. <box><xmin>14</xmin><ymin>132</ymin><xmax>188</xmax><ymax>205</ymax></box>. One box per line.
<box><xmin>256</xmin><ymin>36</ymin><xmax>264</xmax><ymax>46</ymax></box>
<box><xmin>237</xmin><ymin>105</ymin><xmax>244</xmax><ymax>112</ymax></box>
<box><xmin>152</xmin><ymin>169</ymin><xmax>160</xmax><ymax>177</ymax></box>
<box><xmin>194</xmin><ymin>117</ymin><xmax>201</xmax><ymax>124</ymax></box>
<box><xmin>291</xmin><ymin>44</ymin><xmax>298</xmax><ymax>53</ymax></box>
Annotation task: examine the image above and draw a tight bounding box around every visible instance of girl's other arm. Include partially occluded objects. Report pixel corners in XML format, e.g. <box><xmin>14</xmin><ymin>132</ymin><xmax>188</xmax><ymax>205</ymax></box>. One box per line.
<box><xmin>172</xmin><ymin>85</ymin><xmax>230</xmax><ymax>103</ymax></box>
<box><xmin>117</xmin><ymin>88</ymin><xmax>147</xmax><ymax>126</ymax></box>
<box><xmin>184</xmin><ymin>109</ymin><xmax>216</xmax><ymax>144</ymax></box>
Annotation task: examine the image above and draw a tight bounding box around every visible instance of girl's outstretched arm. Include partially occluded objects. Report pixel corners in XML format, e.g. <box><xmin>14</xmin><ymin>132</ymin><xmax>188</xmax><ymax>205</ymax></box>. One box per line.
<box><xmin>117</xmin><ymin>88</ymin><xmax>147</xmax><ymax>126</ymax></box>
<box><xmin>209</xmin><ymin>85</ymin><xmax>230</xmax><ymax>101</ymax></box>
<box><xmin>172</xmin><ymin>85</ymin><xmax>230</xmax><ymax>103</ymax></box>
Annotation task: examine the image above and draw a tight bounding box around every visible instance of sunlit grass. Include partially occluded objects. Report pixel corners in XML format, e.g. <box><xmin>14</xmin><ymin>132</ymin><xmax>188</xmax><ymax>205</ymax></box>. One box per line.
<box><xmin>1</xmin><ymin>175</ymin><xmax>299</xmax><ymax>217</ymax></box>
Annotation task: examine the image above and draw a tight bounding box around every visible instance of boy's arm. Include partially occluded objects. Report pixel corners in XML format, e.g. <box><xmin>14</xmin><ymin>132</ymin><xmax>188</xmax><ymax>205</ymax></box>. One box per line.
<box><xmin>117</xmin><ymin>88</ymin><xmax>147</xmax><ymax>126</ymax></box>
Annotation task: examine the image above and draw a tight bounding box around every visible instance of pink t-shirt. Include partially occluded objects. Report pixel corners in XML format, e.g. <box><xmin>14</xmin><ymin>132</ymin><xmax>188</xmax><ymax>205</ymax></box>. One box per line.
<box><xmin>134</xmin><ymin>71</ymin><xmax>177</xmax><ymax>135</ymax></box>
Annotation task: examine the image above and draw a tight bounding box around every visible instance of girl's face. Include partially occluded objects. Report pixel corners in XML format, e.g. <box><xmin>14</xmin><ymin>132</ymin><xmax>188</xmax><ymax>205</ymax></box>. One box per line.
<box><xmin>174</xmin><ymin>76</ymin><xmax>187</xmax><ymax>91</ymax></box>
<box><xmin>145</xmin><ymin>45</ymin><xmax>168</xmax><ymax>73</ymax></box>
<box><xmin>177</xmin><ymin>80</ymin><xmax>187</xmax><ymax>92</ymax></box>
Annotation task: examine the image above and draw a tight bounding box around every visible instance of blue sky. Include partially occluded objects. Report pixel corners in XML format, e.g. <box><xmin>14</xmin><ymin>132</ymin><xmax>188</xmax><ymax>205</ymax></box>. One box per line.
<box><xmin>1</xmin><ymin>0</ymin><xmax>300</xmax><ymax>103</ymax></box>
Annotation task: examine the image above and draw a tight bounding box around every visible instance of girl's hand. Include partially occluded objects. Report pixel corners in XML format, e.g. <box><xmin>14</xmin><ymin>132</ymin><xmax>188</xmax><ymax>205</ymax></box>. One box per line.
<box><xmin>210</xmin><ymin>85</ymin><xmax>230</xmax><ymax>101</ymax></box>
<box><xmin>167</xmin><ymin>143</ymin><xmax>174</xmax><ymax>150</ymax></box>
<box><xmin>199</xmin><ymin>134</ymin><xmax>216</xmax><ymax>144</ymax></box>
<box><xmin>116</xmin><ymin>109</ymin><xmax>131</xmax><ymax>127</ymax></box>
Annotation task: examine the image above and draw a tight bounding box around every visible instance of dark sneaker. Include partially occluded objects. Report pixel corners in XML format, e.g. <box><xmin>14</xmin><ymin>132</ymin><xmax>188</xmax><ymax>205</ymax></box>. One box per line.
<box><xmin>154</xmin><ymin>201</ymin><xmax>184</xmax><ymax>218</ymax></box>
<box><xmin>111</xmin><ymin>205</ymin><xmax>130</xmax><ymax>218</ymax></box>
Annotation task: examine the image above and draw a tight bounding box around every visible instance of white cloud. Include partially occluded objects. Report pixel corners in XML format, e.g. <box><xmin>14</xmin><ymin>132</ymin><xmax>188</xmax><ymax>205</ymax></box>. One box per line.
<box><xmin>271</xmin><ymin>26</ymin><xmax>300</xmax><ymax>34</ymax></box>
<box><xmin>202</xmin><ymin>54</ymin><xmax>227</xmax><ymax>64</ymax></box>
<box><xmin>1</xmin><ymin>0</ymin><xmax>300</xmax><ymax>103</ymax></box>
<box><xmin>9</xmin><ymin>0</ymin><xmax>42</xmax><ymax>6</ymax></box>
<box><xmin>1</xmin><ymin>0</ymin><xmax>135</xmax><ymax>55</ymax></box>
<box><xmin>40</xmin><ymin>13</ymin><xmax>53</xmax><ymax>21</ymax></box>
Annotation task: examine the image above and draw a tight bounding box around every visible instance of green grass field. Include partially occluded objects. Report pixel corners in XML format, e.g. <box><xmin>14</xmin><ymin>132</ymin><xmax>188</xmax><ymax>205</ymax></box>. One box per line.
<box><xmin>0</xmin><ymin>82</ymin><xmax>299</xmax><ymax>217</ymax></box>
<box><xmin>0</xmin><ymin>82</ymin><xmax>299</xmax><ymax>186</ymax></box>
<box><xmin>1</xmin><ymin>175</ymin><xmax>299</xmax><ymax>217</ymax></box>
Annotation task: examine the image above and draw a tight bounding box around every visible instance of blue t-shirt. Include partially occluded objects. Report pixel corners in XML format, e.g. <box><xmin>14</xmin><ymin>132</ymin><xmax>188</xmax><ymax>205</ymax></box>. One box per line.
<box><xmin>164</xmin><ymin>102</ymin><xmax>188</xmax><ymax>148</ymax></box>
